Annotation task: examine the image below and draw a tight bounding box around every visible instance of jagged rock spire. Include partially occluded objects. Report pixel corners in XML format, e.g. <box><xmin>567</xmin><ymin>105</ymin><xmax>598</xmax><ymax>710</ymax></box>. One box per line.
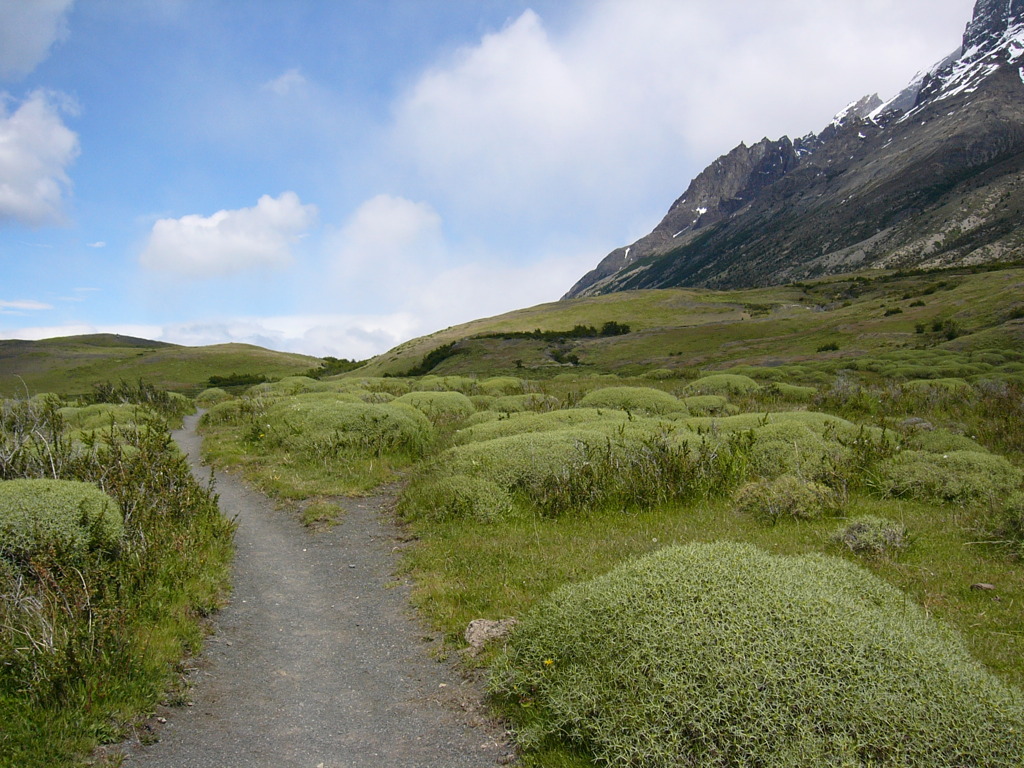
<box><xmin>964</xmin><ymin>0</ymin><xmax>1024</xmax><ymax>50</ymax></box>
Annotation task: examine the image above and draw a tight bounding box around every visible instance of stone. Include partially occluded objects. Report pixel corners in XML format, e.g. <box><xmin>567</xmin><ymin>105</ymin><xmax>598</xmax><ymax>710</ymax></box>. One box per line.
<box><xmin>464</xmin><ymin>618</ymin><xmax>517</xmax><ymax>652</ymax></box>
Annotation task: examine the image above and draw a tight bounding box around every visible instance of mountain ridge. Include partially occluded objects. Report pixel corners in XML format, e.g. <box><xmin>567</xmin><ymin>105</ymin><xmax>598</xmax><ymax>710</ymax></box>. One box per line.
<box><xmin>565</xmin><ymin>0</ymin><xmax>1024</xmax><ymax>299</ymax></box>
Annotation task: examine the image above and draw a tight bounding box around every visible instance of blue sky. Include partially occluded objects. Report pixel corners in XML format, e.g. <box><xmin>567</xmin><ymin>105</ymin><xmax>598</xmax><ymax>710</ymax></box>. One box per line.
<box><xmin>1</xmin><ymin>0</ymin><xmax>975</xmax><ymax>359</ymax></box>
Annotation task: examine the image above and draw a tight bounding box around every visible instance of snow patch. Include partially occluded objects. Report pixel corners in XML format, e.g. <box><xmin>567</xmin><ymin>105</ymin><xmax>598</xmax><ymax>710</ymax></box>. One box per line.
<box><xmin>696</xmin><ymin>207</ymin><xmax>708</xmax><ymax>216</ymax></box>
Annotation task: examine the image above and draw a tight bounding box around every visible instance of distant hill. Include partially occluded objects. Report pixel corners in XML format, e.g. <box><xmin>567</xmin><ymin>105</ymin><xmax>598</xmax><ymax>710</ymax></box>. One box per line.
<box><xmin>356</xmin><ymin>264</ymin><xmax>1024</xmax><ymax>379</ymax></box>
<box><xmin>0</xmin><ymin>334</ymin><xmax>322</xmax><ymax>396</ymax></box>
<box><xmin>566</xmin><ymin>0</ymin><xmax>1024</xmax><ymax>298</ymax></box>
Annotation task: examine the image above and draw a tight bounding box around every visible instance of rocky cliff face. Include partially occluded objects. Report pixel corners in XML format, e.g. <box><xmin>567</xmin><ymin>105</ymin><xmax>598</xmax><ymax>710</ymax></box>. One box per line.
<box><xmin>565</xmin><ymin>0</ymin><xmax>1024</xmax><ymax>299</ymax></box>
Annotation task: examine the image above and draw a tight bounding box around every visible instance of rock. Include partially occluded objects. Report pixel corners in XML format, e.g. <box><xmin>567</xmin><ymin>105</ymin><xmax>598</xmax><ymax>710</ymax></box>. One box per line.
<box><xmin>900</xmin><ymin>417</ymin><xmax>934</xmax><ymax>432</ymax></box>
<box><xmin>464</xmin><ymin>618</ymin><xmax>517</xmax><ymax>652</ymax></box>
<box><xmin>971</xmin><ymin>583</ymin><xmax>997</xmax><ymax>591</ymax></box>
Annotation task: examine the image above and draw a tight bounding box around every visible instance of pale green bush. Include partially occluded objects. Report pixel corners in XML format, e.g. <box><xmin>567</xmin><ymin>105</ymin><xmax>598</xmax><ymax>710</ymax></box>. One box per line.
<box><xmin>469</xmin><ymin>395</ymin><xmax>497</xmax><ymax>411</ymax></box>
<box><xmin>491</xmin><ymin>542</ymin><xmax>1024</xmax><ymax>767</ymax></box>
<box><xmin>479</xmin><ymin>376</ymin><xmax>528</xmax><ymax>396</ymax></box>
<box><xmin>746</xmin><ymin>421</ymin><xmax>839</xmax><ymax>479</ymax></box>
<box><xmin>0</xmin><ymin>479</ymin><xmax>123</xmax><ymax>564</ymax></box>
<box><xmin>395</xmin><ymin>391</ymin><xmax>476</xmax><ymax>424</ymax></box>
<box><xmin>680</xmin><ymin>395</ymin><xmax>730</xmax><ymax>415</ymax></box>
<box><xmin>876</xmin><ymin>450</ymin><xmax>1023</xmax><ymax>504</ymax></box>
<box><xmin>195</xmin><ymin>387</ymin><xmax>232</xmax><ymax>407</ymax></box>
<box><xmin>734</xmin><ymin>474</ymin><xmax>838</xmax><ymax>523</ymax></box>
<box><xmin>267</xmin><ymin>376</ymin><xmax>332</xmax><ymax>395</ymax></box>
<box><xmin>905</xmin><ymin>428</ymin><xmax>984</xmax><ymax>454</ymax></box>
<box><xmin>399</xmin><ymin>474</ymin><xmax>512</xmax><ymax>523</ymax></box>
<box><xmin>685</xmin><ymin>373</ymin><xmax>760</xmax><ymax>396</ymax></box>
<box><xmin>762</xmin><ymin>382</ymin><xmax>817</xmax><ymax>402</ymax></box>
<box><xmin>456</xmin><ymin>408</ymin><xmax>632</xmax><ymax>445</ymax></box>
<box><xmin>198</xmin><ymin>398</ymin><xmax>246</xmax><ymax>426</ymax></box>
<box><xmin>578</xmin><ymin>386</ymin><xmax>687</xmax><ymax>416</ymax></box>
<box><xmin>413</xmin><ymin>375</ymin><xmax>477</xmax><ymax>393</ymax></box>
<box><xmin>59</xmin><ymin>404</ymin><xmax>148</xmax><ymax>431</ymax></box>
<box><xmin>492</xmin><ymin>393</ymin><xmax>560</xmax><ymax>413</ymax></box>
<box><xmin>265</xmin><ymin>398</ymin><xmax>434</xmax><ymax>459</ymax></box>
<box><xmin>833</xmin><ymin>515</ymin><xmax>908</xmax><ymax>557</ymax></box>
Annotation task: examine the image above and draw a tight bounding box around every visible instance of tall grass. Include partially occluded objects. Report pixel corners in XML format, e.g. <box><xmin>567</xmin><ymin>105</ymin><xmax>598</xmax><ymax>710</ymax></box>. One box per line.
<box><xmin>1</xmin><ymin>396</ymin><xmax>234</xmax><ymax>767</ymax></box>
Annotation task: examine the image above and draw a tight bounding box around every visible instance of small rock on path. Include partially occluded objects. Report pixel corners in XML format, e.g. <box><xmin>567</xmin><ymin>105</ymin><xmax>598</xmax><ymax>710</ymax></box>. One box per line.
<box><xmin>122</xmin><ymin>413</ymin><xmax>508</xmax><ymax>767</ymax></box>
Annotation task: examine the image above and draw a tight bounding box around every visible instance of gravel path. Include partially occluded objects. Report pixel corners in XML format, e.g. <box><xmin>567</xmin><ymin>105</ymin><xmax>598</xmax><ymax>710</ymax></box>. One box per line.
<box><xmin>122</xmin><ymin>413</ymin><xmax>509</xmax><ymax>767</ymax></box>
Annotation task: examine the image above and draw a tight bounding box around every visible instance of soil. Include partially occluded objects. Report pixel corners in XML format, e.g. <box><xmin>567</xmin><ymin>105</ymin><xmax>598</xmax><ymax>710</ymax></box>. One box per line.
<box><xmin>119</xmin><ymin>413</ymin><xmax>511</xmax><ymax>767</ymax></box>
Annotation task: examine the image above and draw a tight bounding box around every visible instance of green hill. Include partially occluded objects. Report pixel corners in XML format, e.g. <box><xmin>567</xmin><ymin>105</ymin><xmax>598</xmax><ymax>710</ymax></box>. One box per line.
<box><xmin>0</xmin><ymin>334</ymin><xmax>321</xmax><ymax>396</ymax></box>
<box><xmin>356</xmin><ymin>265</ymin><xmax>1024</xmax><ymax>381</ymax></box>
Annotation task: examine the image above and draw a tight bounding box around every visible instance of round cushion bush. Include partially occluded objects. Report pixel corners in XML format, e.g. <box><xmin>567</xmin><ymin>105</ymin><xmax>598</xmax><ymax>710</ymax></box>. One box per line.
<box><xmin>684</xmin><ymin>373</ymin><xmax>760</xmax><ymax>396</ymax></box>
<box><xmin>394</xmin><ymin>391</ymin><xmax>476</xmax><ymax>423</ymax></box>
<box><xmin>195</xmin><ymin>387</ymin><xmax>232</xmax><ymax>407</ymax></box>
<box><xmin>399</xmin><ymin>474</ymin><xmax>512</xmax><ymax>523</ymax></box>
<box><xmin>265</xmin><ymin>398</ymin><xmax>433</xmax><ymax>457</ymax></box>
<box><xmin>490</xmin><ymin>542</ymin><xmax>1024</xmax><ymax>767</ymax></box>
<box><xmin>877</xmin><ymin>450</ymin><xmax>1023</xmax><ymax>504</ymax></box>
<box><xmin>578</xmin><ymin>386</ymin><xmax>687</xmax><ymax>416</ymax></box>
<box><xmin>478</xmin><ymin>376</ymin><xmax>529</xmax><ymax>396</ymax></box>
<box><xmin>0</xmin><ymin>479</ymin><xmax>124</xmax><ymax>563</ymax></box>
<box><xmin>833</xmin><ymin>515</ymin><xmax>908</xmax><ymax>557</ymax></box>
<box><xmin>680</xmin><ymin>395</ymin><xmax>730</xmax><ymax>415</ymax></box>
<box><xmin>734</xmin><ymin>474</ymin><xmax>838</xmax><ymax>522</ymax></box>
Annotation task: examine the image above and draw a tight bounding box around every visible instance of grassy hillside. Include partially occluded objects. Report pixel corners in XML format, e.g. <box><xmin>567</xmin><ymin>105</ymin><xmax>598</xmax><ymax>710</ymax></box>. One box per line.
<box><xmin>0</xmin><ymin>334</ymin><xmax>321</xmax><ymax>396</ymax></box>
<box><xmin>356</xmin><ymin>265</ymin><xmax>1024</xmax><ymax>379</ymax></box>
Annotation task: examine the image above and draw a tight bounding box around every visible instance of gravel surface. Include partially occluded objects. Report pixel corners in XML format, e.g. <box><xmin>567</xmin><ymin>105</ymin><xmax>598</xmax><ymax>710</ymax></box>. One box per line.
<box><xmin>122</xmin><ymin>413</ymin><xmax>509</xmax><ymax>767</ymax></box>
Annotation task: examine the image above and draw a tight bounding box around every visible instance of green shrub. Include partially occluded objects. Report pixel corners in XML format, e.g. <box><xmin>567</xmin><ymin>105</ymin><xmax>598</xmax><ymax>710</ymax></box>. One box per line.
<box><xmin>59</xmin><ymin>403</ymin><xmax>149</xmax><ymax>431</ymax></box>
<box><xmin>680</xmin><ymin>395</ymin><xmax>730</xmax><ymax>415</ymax></box>
<box><xmin>394</xmin><ymin>391</ymin><xmax>476</xmax><ymax>424</ymax></box>
<box><xmin>264</xmin><ymin>398</ymin><xmax>434</xmax><ymax>459</ymax></box>
<box><xmin>684</xmin><ymin>373</ymin><xmax>760</xmax><ymax>396</ymax></box>
<box><xmin>833</xmin><ymin>515</ymin><xmax>908</xmax><ymax>557</ymax></box>
<box><xmin>745</xmin><ymin>421</ymin><xmax>839</xmax><ymax>480</ymax></box>
<box><xmin>478</xmin><ymin>376</ymin><xmax>528</xmax><ymax>396</ymax></box>
<box><xmin>0</xmin><ymin>479</ymin><xmax>123</xmax><ymax>565</ymax></box>
<box><xmin>642</xmin><ymin>368</ymin><xmax>678</xmax><ymax>380</ymax></box>
<box><xmin>876</xmin><ymin>450</ymin><xmax>1023</xmax><ymax>504</ymax></box>
<box><xmin>399</xmin><ymin>474</ymin><xmax>512</xmax><ymax>523</ymax></box>
<box><xmin>456</xmin><ymin>408</ymin><xmax>632</xmax><ymax>445</ymax></box>
<box><xmin>734</xmin><ymin>474</ymin><xmax>838</xmax><ymax>523</ymax></box>
<box><xmin>578</xmin><ymin>386</ymin><xmax>687</xmax><ymax>416</ymax></box>
<box><xmin>267</xmin><ymin>375</ymin><xmax>332</xmax><ymax>394</ymax></box>
<box><xmin>492</xmin><ymin>393</ymin><xmax>560</xmax><ymax>413</ymax></box>
<box><xmin>762</xmin><ymin>382</ymin><xmax>817</xmax><ymax>402</ymax></box>
<box><xmin>905</xmin><ymin>428</ymin><xmax>985</xmax><ymax>454</ymax></box>
<box><xmin>195</xmin><ymin>387</ymin><xmax>232</xmax><ymax>407</ymax></box>
<box><xmin>490</xmin><ymin>542</ymin><xmax>1024</xmax><ymax>767</ymax></box>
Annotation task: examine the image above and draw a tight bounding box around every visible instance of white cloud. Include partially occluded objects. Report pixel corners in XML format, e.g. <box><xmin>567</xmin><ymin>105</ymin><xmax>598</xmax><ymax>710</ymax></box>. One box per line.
<box><xmin>263</xmin><ymin>68</ymin><xmax>308</xmax><ymax>96</ymax></box>
<box><xmin>0</xmin><ymin>299</ymin><xmax>53</xmax><ymax>313</ymax></box>
<box><xmin>0</xmin><ymin>0</ymin><xmax>74</xmax><ymax>79</ymax></box>
<box><xmin>139</xmin><ymin>191</ymin><xmax>318</xmax><ymax>277</ymax></box>
<box><xmin>86</xmin><ymin>240</ymin><xmax>106</xmax><ymax>248</ymax></box>
<box><xmin>328</xmin><ymin>194</ymin><xmax>446</xmax><ymax>298</ymax></box>
<box><xmin>0</xmin><ymin>89</ymin><xmax>79</xmax><ymax>226</ymax></box>
<box><xmin>391</xmin><ymin>0</ymin><xmax>972</xmax><ymax>233</ymax></box>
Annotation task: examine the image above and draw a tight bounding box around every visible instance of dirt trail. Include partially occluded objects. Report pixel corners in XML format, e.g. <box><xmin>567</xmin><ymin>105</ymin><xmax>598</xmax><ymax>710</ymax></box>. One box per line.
<box><xmin>124</xmin><ymin>413</ymin><xmax>508</xmax><ymax>767</ymax></box>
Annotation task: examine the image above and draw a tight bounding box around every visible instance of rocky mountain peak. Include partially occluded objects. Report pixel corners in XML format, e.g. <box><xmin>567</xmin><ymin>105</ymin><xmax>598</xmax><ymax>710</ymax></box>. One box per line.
<box><xmin>964</xmin><ymin>0</ymin><xmax>1024</xmax><ymax>51</ymax></box>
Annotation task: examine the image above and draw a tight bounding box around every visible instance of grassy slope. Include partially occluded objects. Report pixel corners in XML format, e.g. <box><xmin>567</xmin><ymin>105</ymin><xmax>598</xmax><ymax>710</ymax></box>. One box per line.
<box><xmin>0</xmin><ymin>334</ymin><xmax>321</xmax><ymax>396</ymax></box>
<box><xmin>355</xmin><ymin>266</ymin><xmax>1024</xmax><ymax>378</ymax></box>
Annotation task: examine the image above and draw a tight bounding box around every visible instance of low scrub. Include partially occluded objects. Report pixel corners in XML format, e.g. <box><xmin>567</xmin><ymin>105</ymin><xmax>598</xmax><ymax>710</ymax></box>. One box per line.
<box><xmin>578</xmin><ymin>386</ymin><xmax>687</xmax><ymax>416</ymax></box>
<box><xmin>394</xmin><ymin>391</ymin><xmax>476</xmax><ymax>425</ymax></box>
<box><xmin>875</xmin><ymin>449</ymin><xmax>1023</xmax><ymax>505</ymax></box>
<box><xmin>684</xmin><ymin>373</ymin><xmax>760</xmax><ymax>396</ymax></box>
<box><xmin>734</xmin><ymin>474</ymin><xmax>839</xmax><ymax>523</ymax></box>
<box><xmin>833</xmin><ymin>515</ymin><xmax>909</xmax><ymax>557</ymax></box>
<box><xmin>264</xmin><ymin>397</ymin><xmax>435</xmax><ymax>460</ymax></box>
<box><xmin>490</xmin><ymin>542</ymin><xmax>1024</xmax><ymax>767</ymax></box>
<box><xmin>0</xmin><ymin>479</ymin><xmax>123</xmax><ymax>566</ymax></box>
<box><xmin>195</xmin><ymin>387</ymin><xmax>232</xmax><ymax>407</ymax></box>
<box><xmin>399</xmin><ymin>474</ymin><xmax>512</xmax><ymax>523</ymax></box>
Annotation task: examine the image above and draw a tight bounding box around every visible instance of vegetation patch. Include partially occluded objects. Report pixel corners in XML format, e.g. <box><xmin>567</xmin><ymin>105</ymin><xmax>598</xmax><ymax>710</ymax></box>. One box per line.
<box><xmin>684</xmin><ymin>373</ymin><xmax>760</xmax><ymax>396</ymax></box>
<box><xmin>734</xmin><ymin>474</ymin><xmax>839</xmax><ymax>523</ymax></box>
<box><xmin>577</xmin><ymin>386</ymin><xmax>687</xmax><ymax>416</ymax></box>
<box><xmin>832</xmin><ymin>515</ymin><xmax>909</xmax><ymax>558</ymax></box>
<box><xmin>490</xmin><ymin>542</ymin><xmax>1024</xmax><ymax>768</ymax></box>
<box><xmin>394</xmin><ymin>391</ymin><xmax>476</xmax><ymax>425</ymax></box>
<box><xmin>876</xmin><ymin>449</ymin><xmax>1023</xmax><ymax>505</ymax></box>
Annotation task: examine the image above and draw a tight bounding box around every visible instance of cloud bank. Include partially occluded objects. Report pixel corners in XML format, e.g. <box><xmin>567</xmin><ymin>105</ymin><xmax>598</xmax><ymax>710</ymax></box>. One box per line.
<box><xmin>0</xmin><ymin>0</ymin><xmax>75</xmax><ymax>79</ymax></box>
<box><xmin>139</xmin><ymin>191</ymin><xmax>318</xmax><ymax>277</ymax></box>
<box><xmin>0</xmin><ymin>90</ymin><xmax>79</xmax><ymax>226</ymax></box>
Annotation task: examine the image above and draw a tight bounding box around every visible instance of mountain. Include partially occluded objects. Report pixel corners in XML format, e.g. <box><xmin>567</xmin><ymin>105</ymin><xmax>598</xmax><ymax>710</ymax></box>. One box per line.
<box><xmin>565</xmin><ymin>0</ymin><xmax>1024</xmax><ymax>299</ymax></box>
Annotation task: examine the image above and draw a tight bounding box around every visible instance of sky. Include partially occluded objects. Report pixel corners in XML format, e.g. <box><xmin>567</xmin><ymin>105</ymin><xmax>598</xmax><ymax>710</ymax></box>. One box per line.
<box><xmin>0</xmin><ymin>0</ymin><xmax>978</xmax><ymax>360</ymax></box>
